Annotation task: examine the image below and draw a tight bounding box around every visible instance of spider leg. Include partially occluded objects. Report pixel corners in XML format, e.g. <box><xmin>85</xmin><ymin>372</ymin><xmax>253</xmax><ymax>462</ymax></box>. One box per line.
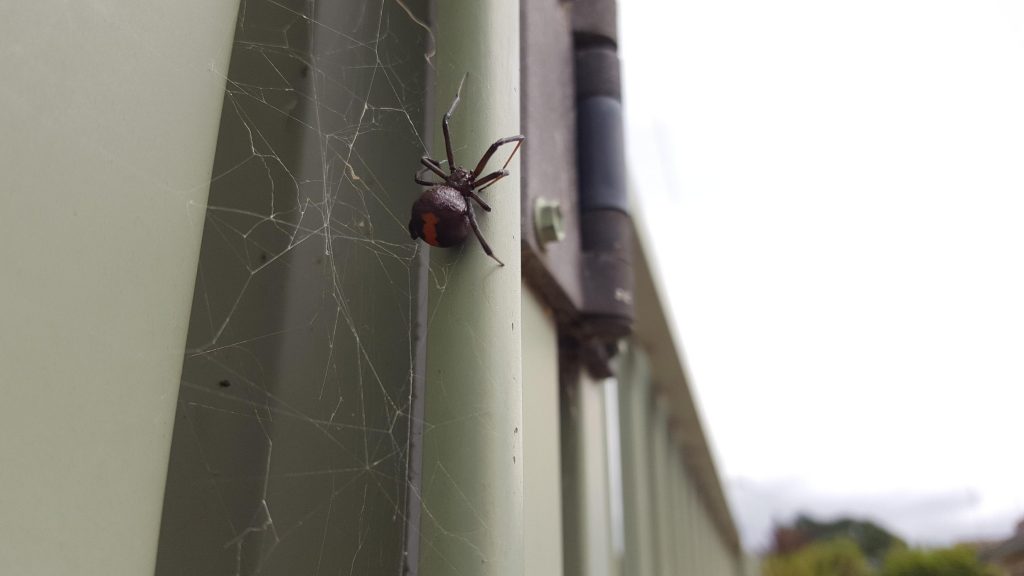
<box><xmin>420</xmin><ymin>156</ymin><xmax>448</xmax><ymax>180</ymax></box>
<box><xmin>472</xmin><ymin>135</ymin><xmax>525</xmax><ymax>178</ymax></box>
<box><xmin>474</xmin><ymin>170</ymin><xmax>509</xmax><ymax>192</ymax></box>
<box><xmin>442</xmin><ymin>74</ymin><xmax>468</xmax><ymax>169</ymax></box>
<box><xmin>466</xmin><ymin>202</ymin><xmax>504</xmax><ymax>266</ymax></box>
<box><xmin>466</xmin><ymin>191</ymin><xmax>492</xmax><ymax>212</ymax></box>
<box><xmin>415</xmin><ymin>164</ymin><xmax>445</xmax><ymax>186</ymax></box>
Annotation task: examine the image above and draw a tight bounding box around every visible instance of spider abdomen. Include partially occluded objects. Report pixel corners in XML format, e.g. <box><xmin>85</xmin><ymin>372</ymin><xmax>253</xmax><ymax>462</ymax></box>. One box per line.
<box><xmin>408</xmin><ymin>185</ymin><xmax>471</xmax><ymax>247</ymax></box>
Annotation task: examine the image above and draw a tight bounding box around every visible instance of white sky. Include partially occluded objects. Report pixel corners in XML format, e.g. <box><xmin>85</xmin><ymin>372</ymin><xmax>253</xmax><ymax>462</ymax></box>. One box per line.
<box><xmin>619</xmin><ymin>0</ymin><xmax>1024</xmax><ymax>550</ymax></box>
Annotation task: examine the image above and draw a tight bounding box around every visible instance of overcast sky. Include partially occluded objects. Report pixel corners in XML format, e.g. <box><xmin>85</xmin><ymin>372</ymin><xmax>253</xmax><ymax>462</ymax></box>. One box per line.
<box><xmin>619</xmin><ymin>0</ymin><xmax>1024</xmax><ymax>550</ymax></box>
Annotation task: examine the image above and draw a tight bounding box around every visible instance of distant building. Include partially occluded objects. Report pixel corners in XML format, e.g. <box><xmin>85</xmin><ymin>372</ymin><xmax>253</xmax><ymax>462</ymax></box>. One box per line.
<box><xmin>981</xmin><ymin>518</ymin><xmax>1024</xmax><ymax>576</ymax></box>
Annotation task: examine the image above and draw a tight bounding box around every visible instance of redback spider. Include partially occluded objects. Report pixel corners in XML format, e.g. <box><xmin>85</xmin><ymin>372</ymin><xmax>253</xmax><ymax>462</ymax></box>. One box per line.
<box><xmin>408</xmin><ymin>77</ymin><xmax>524</xmax><ymax>267</ymax></box>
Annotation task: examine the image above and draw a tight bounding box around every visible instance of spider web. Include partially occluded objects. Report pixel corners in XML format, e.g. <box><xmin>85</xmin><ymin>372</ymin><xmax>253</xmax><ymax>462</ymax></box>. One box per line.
<box><xmin>154</xmin><ymin>1</ymin><xmax>455</xmax><ymax>574</ymax></box>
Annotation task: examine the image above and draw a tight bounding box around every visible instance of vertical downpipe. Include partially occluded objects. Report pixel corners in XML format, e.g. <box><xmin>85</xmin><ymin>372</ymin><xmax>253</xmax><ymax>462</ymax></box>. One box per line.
<box><xmin>417</xmin><ymin>1</ymin><xmax>523</xmax><ymax>575</ymax></box>
<box><xmin>618</xmin><ymin>348</ymin><xmax>657</xmax><ymax>576</ymax></box>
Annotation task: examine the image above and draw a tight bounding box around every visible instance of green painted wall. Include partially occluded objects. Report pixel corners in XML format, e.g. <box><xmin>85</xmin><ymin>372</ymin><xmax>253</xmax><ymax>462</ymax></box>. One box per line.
<box><xmin>0</xmin><ymin>2</ymin><xmax>239</xmax><ymax>574</ymax></box>
<box><xmin>523</xmin><ymin>287</ymin><xmax>565</xmax><ymax>575</ymax></box>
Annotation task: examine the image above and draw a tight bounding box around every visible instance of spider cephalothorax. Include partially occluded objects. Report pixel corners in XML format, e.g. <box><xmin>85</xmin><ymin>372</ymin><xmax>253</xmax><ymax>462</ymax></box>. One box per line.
<box><xmin>446</xmin><ymin>167</ymin><xmax>473</xmax><ymax>190</ymax></box>
<box><xmin>408</xmin><ymin>78</ymin><xmax>524</xmax><ymax>267</ymax></box>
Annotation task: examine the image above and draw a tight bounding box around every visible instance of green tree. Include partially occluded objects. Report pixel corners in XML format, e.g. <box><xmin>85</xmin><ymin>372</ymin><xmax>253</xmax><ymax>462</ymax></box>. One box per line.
<box><xmin>880</xmin><ymin>545</ymin><xmax>1000</xmax><ymax>576</ymax></box>
<box><xmin>792</xmin><ymin>515</ymin><xmax>906</xmax><ymax>564</ymax></box>
<box><xmin>763</xmin><ymin>538</ymin><xmax>873</xmax><ymax>576</ymax></box>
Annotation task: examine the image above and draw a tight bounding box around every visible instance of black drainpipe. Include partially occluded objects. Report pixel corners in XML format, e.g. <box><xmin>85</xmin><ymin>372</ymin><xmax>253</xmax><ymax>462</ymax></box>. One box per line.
<box><xmin>574</xmin><ymin>0</ymin><xmax>634</xmax><ymax>376</ymax></box>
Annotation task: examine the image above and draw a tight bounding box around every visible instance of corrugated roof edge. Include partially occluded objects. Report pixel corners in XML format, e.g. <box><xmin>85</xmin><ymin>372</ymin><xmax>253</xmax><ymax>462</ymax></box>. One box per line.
<box><xmin>628</xmin><ymin>183</ymin><xmax>745</xmax><ymax>555</ymax></box>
